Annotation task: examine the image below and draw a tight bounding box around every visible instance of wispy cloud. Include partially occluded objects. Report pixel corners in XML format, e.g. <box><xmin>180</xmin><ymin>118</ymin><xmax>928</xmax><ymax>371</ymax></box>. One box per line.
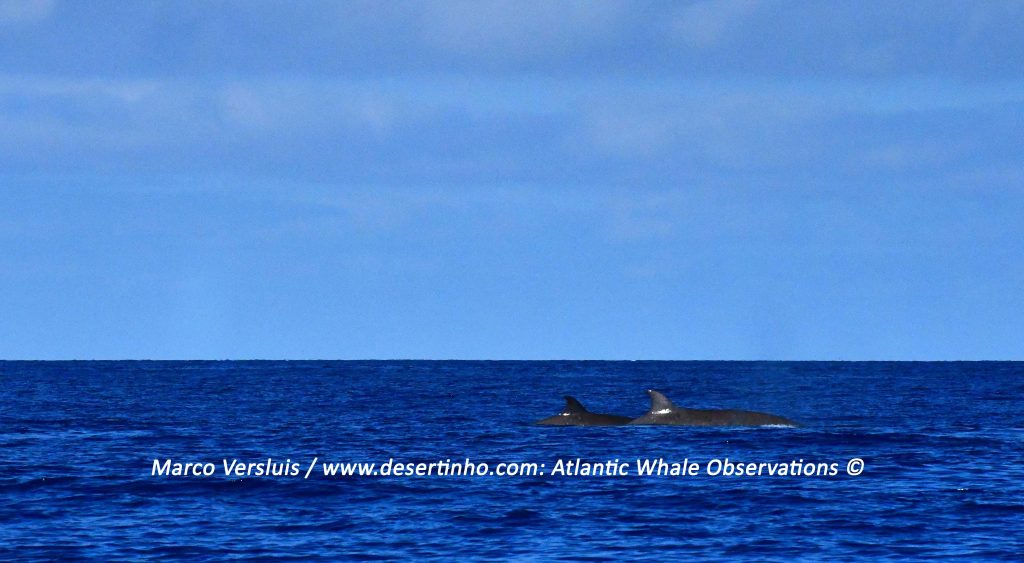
<box><xmin>1</xmin><ymin>1</ymin><xmax>1022</xmax><ymax>78</ymax></box>
<box><xmin>417</xmin><ymin>0</ymin><xmax>629</xmax><ymax>60</ymax></box>
<box><xmin>0</xmin><ymin>0</ymin><xmax>53</xmax><ymax>24</ymax></box>
<box><xmin>671</xmin><ymin>0</ymin><xmax>761</xmax><ymax>48</ymax></box>
<box><xmin>2</xmin><ymin>73</ymin><xmax>1022</xmax><ymax>192</ymax></box>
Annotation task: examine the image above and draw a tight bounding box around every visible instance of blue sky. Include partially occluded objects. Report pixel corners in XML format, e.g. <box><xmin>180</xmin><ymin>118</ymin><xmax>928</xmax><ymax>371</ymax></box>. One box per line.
<box><xmin>1</xmin><ymin>0</ymin><xmax>1022</xmax><ymax>359</ymax></box>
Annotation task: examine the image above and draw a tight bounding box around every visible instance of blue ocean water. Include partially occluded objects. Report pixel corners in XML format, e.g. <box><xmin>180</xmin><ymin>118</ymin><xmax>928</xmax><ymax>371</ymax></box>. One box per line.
<box><xmin>1</xmin><ymin>361</ymin><xmax>1022</xmax><ymax>560</ymax></box>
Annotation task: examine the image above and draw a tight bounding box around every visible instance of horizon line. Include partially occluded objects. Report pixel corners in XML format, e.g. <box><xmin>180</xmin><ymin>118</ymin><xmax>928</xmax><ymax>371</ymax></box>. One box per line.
<box><xmin>1</xmin><ymin>358</ymin><xmax>1021</xmax><ymax>363</ymax></box>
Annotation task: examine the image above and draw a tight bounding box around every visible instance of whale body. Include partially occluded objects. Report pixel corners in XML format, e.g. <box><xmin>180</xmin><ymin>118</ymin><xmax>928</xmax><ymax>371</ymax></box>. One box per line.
<box><xmin>535</xmin><ymin>396</ymin><xmax>632</xmax><ymax>426</ymax></box>
<box><xmin>629</xmin><ymin>390</ymin><xmax>799</xmax><ymax>427</ymax></box>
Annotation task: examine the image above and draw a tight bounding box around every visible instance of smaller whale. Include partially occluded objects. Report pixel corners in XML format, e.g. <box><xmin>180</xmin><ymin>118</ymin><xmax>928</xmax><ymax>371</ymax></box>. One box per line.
<box><xmin>535</xmin><ymin>396</ymin><xmax>633</xmax><ymax>426</ymax></box>
<box><xmin>629</xmin><ymin>390</ymin><xmax>799</xmax><ymax>427</ymax></box>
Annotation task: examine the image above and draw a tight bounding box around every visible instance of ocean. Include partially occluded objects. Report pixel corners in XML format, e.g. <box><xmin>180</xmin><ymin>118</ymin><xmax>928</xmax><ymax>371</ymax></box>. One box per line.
<box><xmin>2</xmin><ymin>360</ymin><xmax>1022</xmax><ymax>560</ymax></box>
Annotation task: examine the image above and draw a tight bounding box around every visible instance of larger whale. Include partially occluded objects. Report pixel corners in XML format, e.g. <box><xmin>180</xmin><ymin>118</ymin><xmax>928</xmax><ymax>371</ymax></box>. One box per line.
<box><xmin>629</xmin><ymin>390</ymin><xmax>799</xmax><ymax>427</ymax></box>
<box><xmin>535</xmin><ymin>396</ymin><xmax>632</xmax><ymax>426</ymax></box>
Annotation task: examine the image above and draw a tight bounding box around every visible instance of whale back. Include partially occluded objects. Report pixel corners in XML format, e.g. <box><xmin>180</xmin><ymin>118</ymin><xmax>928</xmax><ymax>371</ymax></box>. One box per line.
<box><xmin>629</xmin><ymin>389</ymin><xmax>799</xmax><ymax>427</ymax></box>
<box><xmin>535</xmin><ymin>396</ymin><xmax>632</xmax><ymax>426</ymax></box>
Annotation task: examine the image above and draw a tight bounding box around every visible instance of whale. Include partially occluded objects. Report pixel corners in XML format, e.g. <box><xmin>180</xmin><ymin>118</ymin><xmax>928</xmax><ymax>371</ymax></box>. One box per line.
<box><xmin>535</xmin><ymin>396</ymin><xmax>633</xmax><ymax>426</ymax></box>
<box><xmin>629</xmin><ymin>390</ymin><xmax>799</xmax><ymax>427</ymax></box>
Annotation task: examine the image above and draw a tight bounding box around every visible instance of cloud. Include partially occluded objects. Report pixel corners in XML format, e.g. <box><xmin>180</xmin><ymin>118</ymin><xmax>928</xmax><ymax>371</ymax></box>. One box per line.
<box><xmin>575</xmin><ymin>87</ymin><xmax>836</xmax><ymax>170</ymax></box>
<box><xmin>0</xmin><ymin>0</ymin><xmax>53</xmax><ymax>24</ymax></box>
<box><xmin>671</xmin><ymin>0</ymin><xmax>761</xmax><ymax>48</ymax></box>
<box><xmin>216</xmin><ymin>80</ymin><xmax>412</xmax><ymax>140</ymax></box>
<box><xmin>1</xmin><ymin>73</ymin><xmax>1021</xmax><ymax>193</ymax></box>
<box><xmin>417</xmin><ymin>0</ymin><xmax>629</xmax><ymax>60</ymax></box>
<box><xmin>859</xmin><ymin>140</ymin><xmax>967</xmax><ymax>172</ymax></box>
<box><xmin>1</xmin><ymin>1</ymin><xmax>1021</xmax><ymax>79</ymax></box>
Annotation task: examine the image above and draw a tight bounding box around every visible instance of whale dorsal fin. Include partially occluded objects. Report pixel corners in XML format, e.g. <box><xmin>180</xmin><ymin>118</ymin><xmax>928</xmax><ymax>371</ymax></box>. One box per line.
<box><xmin>647</xmin><ymin>390</ymin><xmax>677</xmax><ymax>413</ymax></box>
<box><xmin>562</xmin><ymin>396</ymin><xmax>589</xmax><ymax>414</ymax></box>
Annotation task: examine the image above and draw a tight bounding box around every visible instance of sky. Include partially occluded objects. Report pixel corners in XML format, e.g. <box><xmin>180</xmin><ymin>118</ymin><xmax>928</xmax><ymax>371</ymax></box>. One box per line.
<box><xmin>1</xmin><ymin>0</ymin><xmax>1023</xmax><ymax>360</ymax></box>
